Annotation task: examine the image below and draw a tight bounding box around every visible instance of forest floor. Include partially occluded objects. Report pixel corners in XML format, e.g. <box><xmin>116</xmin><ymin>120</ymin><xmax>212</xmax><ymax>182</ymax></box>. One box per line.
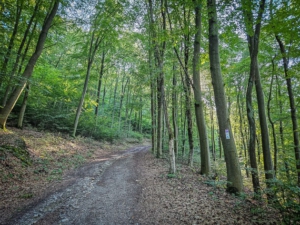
<box><xmin>0</xmin><ymin>127</ymin><xmax>282</xmax><ymax>224</ymax></box>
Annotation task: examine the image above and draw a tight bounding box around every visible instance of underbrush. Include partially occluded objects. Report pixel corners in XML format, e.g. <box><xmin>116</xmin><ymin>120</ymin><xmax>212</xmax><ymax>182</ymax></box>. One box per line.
<box><xmin>161</xmin><ymin>146</ymin><xmax>300</xmax><ymax>224</ymax></box>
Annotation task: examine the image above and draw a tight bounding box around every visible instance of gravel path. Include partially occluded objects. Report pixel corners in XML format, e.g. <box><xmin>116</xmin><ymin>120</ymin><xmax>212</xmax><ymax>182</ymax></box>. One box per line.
<box><xmin>5</xmin><ymin>146</ymin><xmax>149</xmax><ymax>225</ymax></box>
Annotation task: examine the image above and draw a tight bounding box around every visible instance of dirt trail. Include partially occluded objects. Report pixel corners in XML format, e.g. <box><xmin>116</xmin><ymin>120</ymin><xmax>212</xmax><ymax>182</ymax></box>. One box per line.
<box><xmin>4</xmin><ymin>146</ymin><xmax>150</xmax><ymax>225</ymax></box>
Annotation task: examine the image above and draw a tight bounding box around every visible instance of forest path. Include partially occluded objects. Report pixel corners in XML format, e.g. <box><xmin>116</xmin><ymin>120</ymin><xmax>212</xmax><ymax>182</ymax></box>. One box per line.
<box><xmin>6</xmin><ymin>145</ymin><xmax>150</xmax><ymax>225</ymax></box>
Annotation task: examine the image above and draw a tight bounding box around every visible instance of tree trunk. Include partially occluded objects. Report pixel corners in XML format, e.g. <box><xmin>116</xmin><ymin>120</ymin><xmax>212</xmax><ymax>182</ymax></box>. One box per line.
<box><xmin>0</xmin><ymin>0</ymin><xmax>59</xmax><ymax>130</ymax></box>
<box><xmin>237</xmin><ymin>88</ymin><xmax>249</xmax><ymax>178</ymax></box>
<box><xmin>110</xmin><ymin>73</ymin><xmax>119</xmax><ymax>129</ymax></box>
<box><xmin>0</xmin><ymin>0</ymin><xmax>23</xmax><ymax>89</ymax></box>
<box><xmin>255</xmin><ymin>66</ymin><xmax>275</xmax><ymax>184</ymax></box>
<box><xmin>163</xmin><ymin>87</ymin><xmax>176</xmax><ymax>174</ymax></box>
<box><xmin>207</xmin><ymin>0</ymin><xmax>243</xmax><ymax>193</ymax></box>
<box><xmin>73</xmin><ymin>32</ymin><xmax>102</xmax><ymax>136</ymax></box>
<box><xmin>148</xmin><ymin>0</ymin><xmax>166</xmax><ymax>159</ymax></box>
<box><xmin>150</xmin><ymin>59</ymin><xmax>157</xmax><ymax>154</ymax></box>
<box><xmin>276</xmin><ymin>73</ymin><xmax>290</xmax><ymax>178</ymax></box>
<box><xmin>193</xmin><ymin>0</ymin><xmax>210</xmax><ymax>174</ymax></box>
<box><xmin>172</xmin><ymin>65</ymin><xmax>179</xmax><ymax>157</ymax></box>
<box><xmin>275</xmin><ymin>34</ymin><xmax>300</xmax><ymax>186</ymax></box>
<box><xmin>1</xmin><ymin>0</ymin><xmax>40</xmax><ymax>107</ymax></box>
<box><xmin>243</xmin><ymin>0</ymin><xmax>275</xmax><ymax>199</ymax></box>
<box><xmin>17</xmin><ymin>84</ymin><xmax>30</xmax><ymax>129</ymax></box>
<box><xmin>95</xmin><ymin>49</ymin><xmax>106</xmax><ymax>116</ymax></box>
<box><xmin>267</xmin><ymin>57</ymin><xmax>278</xmax><ymax>175</ymax></box>
<box><xmin>246</xmin><ymin>71</ymin><xmax>261</xmax><ymax>194</ymax></box>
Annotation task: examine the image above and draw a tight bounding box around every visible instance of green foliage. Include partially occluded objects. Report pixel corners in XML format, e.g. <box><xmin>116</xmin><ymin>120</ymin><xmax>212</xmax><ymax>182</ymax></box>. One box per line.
<box><xmin>167</xmin><ymin>173</ymin><xmax>176</xmax><ymax>179</ymax></box>
<box><xmin>19</xmin><ymin>193</ymin><xmax>33</xmax><ymax>199</ymax></box>
<box><xmin>269</xmin><ymin>179</ymin><xmax>300</xmax><ymax>224</ymax></box>
<box><xmin>0</xmin><ymin>145</ymin><xmax>32</xmax><ymax>166</ymax></box>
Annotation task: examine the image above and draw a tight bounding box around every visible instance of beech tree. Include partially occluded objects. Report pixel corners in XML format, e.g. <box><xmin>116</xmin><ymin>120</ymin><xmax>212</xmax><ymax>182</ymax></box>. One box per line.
<box><xmin>192</xmin><ymin>0</ymin><xmax>210</xmax><ymax>175</ymax></box>
<box><xmin>242</xmin><ymin>0</ymin><xmax>276</xmax><ymax>200</ymax></box>
<box><xmin>0</xmin><ymin>0</ymin><xmax>60</xmax><ymax>130</ymax></box>
<box><xmin>269</xmin><ymin>0</ymin><xmax>300</xmax><ymax>187</ymax></box>
<box><xmin>207</xmin><ymin>0</ymin><xmax>243</xmax><ymax>193</ymax></box>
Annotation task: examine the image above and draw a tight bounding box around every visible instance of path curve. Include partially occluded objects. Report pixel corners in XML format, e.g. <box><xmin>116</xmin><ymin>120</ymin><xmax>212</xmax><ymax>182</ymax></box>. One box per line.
<box><xmin>5</xmin><ymin>145</ymin><xmax>150</xmax><ymax>225</ymax></box>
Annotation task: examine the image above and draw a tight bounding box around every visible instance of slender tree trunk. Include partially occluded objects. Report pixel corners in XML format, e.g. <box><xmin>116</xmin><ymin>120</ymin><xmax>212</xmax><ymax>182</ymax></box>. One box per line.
<box><xmin>111</xmin><ymin>73</ymin><xmax>119</xmax><ymax>129</ymax></box>
<box><xmin>246</xmin><ymin>71</ymin><xmax>261</xmax><ymax>194</ymax></box>
<box><xmin>181</xmin><ymin>97</ymin><xmax>187</xmax><ymax>158</ymax></box>
<box><xmin>211</xmin><ymin>110</ymin><xmax>216</xmax><ymax>161</ymax></box>
<box><xmin>207</xmin><ymin>0</ymin><xmax>243</xmax><ymax>193</ymax></box>
<box><xmin>1</xmin><ymin>0</ymin><xmax>40</xmax><ymax>107</ymax></box>
<box><xmin>255</xmin><ymin>66</ymin><xmax>275</xmax><ymax>184</ymax></box>
<box><xmin>17</xmin><ymin>84</ymin><xmax>30</xmax><ymax>129</ymax></box>
<box><xmin>276</xmin><ymin>74</ymin><xmax>290</xmax><ymax>178</ymax></box>
<box><xmin>95</xmin><ymin>49</ymin><xmax>106</xmax><ymax>116</ymax></box>
<box><xmin>148</xmin><ymin>0</ymin><xmax>166</xmax><ymax>158</ymax></box>
<box><xmin>102</xmin><ymin>86</ymin><xmax>106</xmax><ymax>105</ymax></box>
<box><xmin>182</xmin><ymin>12</ymin><xmax>194</xmax><ymax>167</ymax></box>
<box><xmin>267</xmin><ymin>57</ymin><xmax>279</xmax><ymax>175</ymax></box>
<box><xmin>0</xmin><ymin>0</ymin><xmax>59</xmax><ymax>130</ymax></box>
<box><xmin>275</xmin><ymin>35</ymin><xmax>300</xmax><ymax>187</ymax></box>
<box><xmin>150</xmin><ymin>60</ymin><xmax>157</xmax><ymax>154</ymax></box>
<box><xmin>0</xmin><ymin>0</ymin><xmax>23</xmax><ymax>88</ymax></box>
<box><xmin>219</xmin><ymin>131</ymin><xmax>222</xmax><ymax>159</ymax></box>
<box><xmin>172</xmin><ymin>65</ymin><xmax>178</xmax><ymax>157</ymax></box>
<box><xmin>163</xmin><ymin>87</ymin><xmax>176</xmax><ymax>174</ymax></box>
<box><xmin>193</xmin><ymin>0</ymin><xmax>210</xmax><ymax>174</ymax></box>
<box><xmin>118</xmin><ymin>77</ymin><xmax>129</xmax><ymax>131</ymax></box>
<box><xmin>73</xmin><ymin>32</ymin><xmax>102</xmax><ymax>136</ymax></box>
<box><xmin>237</xmin><ymin>88</ymin><xmax>249</xmax><ymax>178</ymax></box>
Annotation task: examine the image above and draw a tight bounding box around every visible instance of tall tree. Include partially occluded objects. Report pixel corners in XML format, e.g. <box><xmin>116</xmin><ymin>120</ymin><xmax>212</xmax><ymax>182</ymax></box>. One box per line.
<box><xmin>73</xmin><ymin>31</ymin><xmax>103</xmax><ymax>136</ymax></box>
<box><xmin>242</xmin><ymin>0</ymin><xmax>275</xmax><ymax>198</ymax></box>
<box><xmin>192</xmin><ymin>0</ymin><xmax>210</xmax><ymax>175</ymax></box>
<box><xmin>270</xmin><ymin>0</ymin><xmax>300</xmax><ymax>186</ymax></box>
<box><xmin>207</xmin><ymin>0</ymin><xmax>243</xmax><ymax>193</ymax></box>
<box><xmin>165</xmin><ymin>1</ymin><xmax>194</xmax><ymax>166</ymax></box>
<box><xmin>148</xmin><ymin>0</ymin><xmax>166</xmax><ymax>158</ymax></box>
<box><xmin>0</xmin><ymin>0</ymin><xmax>60</xmax><ymax>130</ymax></box>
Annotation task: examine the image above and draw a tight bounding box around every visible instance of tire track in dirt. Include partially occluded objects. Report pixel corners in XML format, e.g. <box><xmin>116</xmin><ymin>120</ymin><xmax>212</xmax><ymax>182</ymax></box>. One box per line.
<box><xmin>4</xmin><ymin>145</ymin><xmax>150</xmax><ymax>225</ymax></box>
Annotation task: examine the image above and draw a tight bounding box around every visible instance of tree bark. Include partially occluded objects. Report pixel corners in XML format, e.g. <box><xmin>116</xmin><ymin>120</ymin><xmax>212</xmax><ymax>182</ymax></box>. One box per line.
<box><xmin>148</xmin><ymin>0</ymin><xmax>166</xmax><ymax>158</ymax></box>
<box><xmin>73</xmin><ymin>32</ymin><xmax>102</xmax><ymax>136</ymax></box>
<box><xmin>95</xmin><ymin>49</ymin><xmax>106</xmax><ymax>116</ymax></box>
<box><xmin>242</xmin><ymin>0</ymin><xmax>276</xmax><ymax>200</ymax></box>
<box><xmin>193</xmin><ymin>0</ymin><xmax>210</xmax><ymax>174</ymax></box>
<box><xmin>17</xmin><ymin>84</ymin><xmax>30</xmax><ymax>129</ymax></box>
<box><xmin>172</xmin><ymin>65</ymin><xmax>179</xmax><ymax>157</ymax></box>
<box><xmin>207</xmin><ymin>0</ymin><xmax>243</xmax><ymax>193</ymax></box>
<box><xmin>1</xmin><ymin>0</ymin><xmax>41</xmax><ymax>107</ymax></box>
<box><xmin>275</xmin><ymin>34</ymin><xmax>300</xmax><ymax>186</ymax></box>
<box><xmin>0</xmin><ymin>0</ymin><xmax>23</xmax><ymax>89</ymax></box>
<box><xmin>267</xmin><ymin>57</ymin><xmax>278</xmax><ymax>175</ymax></box>
<box><xmin>150</xmin><ymin>52</ymin><xmax>157</xmax><ymax>154</ymax></box>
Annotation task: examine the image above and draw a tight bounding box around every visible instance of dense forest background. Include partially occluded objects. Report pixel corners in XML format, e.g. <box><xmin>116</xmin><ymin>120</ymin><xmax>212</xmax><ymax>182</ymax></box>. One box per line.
<box><xmin>1</xmin><ymin>0</ymin><xmax>299</xmax><ymax>221</ymax></box>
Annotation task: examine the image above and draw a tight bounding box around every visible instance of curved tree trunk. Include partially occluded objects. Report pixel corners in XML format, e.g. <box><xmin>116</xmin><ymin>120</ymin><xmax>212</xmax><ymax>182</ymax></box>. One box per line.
<box><xmin>0</xmin><ymin>0</ymin><xmax>59</xmax><ymax>130</ymax></box>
